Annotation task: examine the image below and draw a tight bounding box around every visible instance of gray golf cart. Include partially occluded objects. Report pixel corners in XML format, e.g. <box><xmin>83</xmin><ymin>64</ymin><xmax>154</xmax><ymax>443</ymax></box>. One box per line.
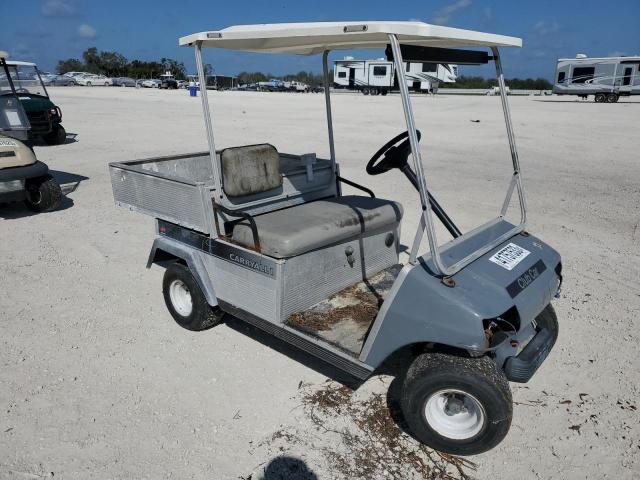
<box><xmin>1</xmin><ymin>51</ymin><xmax>61</xmax><ymax>212</ymax></box>
<box><xmin>109</xmin><ymin>22</ymin><xmax>562</xmax><ymax>455</ymax></box>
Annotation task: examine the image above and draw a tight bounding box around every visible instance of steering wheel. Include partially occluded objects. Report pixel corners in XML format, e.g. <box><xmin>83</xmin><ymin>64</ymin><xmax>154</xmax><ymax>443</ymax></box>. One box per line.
<box><xmin>366</xmin><ymin>130</ymin><xmax>421</xmax><ymax>175</ymax></box>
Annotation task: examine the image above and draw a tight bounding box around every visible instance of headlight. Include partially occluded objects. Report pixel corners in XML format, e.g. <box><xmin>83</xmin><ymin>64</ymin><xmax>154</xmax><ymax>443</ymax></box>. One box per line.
<box><xmin>49</xmin><ymin>108</ymin><xmax>57</xmax><ymax>117</ymax></box>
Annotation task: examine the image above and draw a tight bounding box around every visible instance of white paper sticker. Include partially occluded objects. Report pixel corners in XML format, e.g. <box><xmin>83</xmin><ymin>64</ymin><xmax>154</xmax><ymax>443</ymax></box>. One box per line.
<box><xmin>0</xmin><ymin>138</ymin><xmax>18</xmax><ymax>147</ymax></box>
<box><xmin>5</xmin><ymin>110</ymin><xmax>22</xmax><ymax>127</ymax></box>
<box><xmin>489</xmin><ymin>243</ymin><xmax>531</xmax><ymax>271</ymax></box>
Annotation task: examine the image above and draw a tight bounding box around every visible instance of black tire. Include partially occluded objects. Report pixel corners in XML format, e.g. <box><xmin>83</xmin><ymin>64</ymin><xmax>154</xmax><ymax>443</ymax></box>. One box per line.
<box><xmin>606</xmin><ymin>93</ymin><xmax>618</xmax><ymax>103</ymax></box>
<box><xmin>381</xmin><ymin>89</ymin><xmax>388</xmax><ymax>96</ymax></box>
<box><xmin>594</xmin><ymin>93</ymin><xmax>605</xmax><ymax>103</ymax></box>
<box><xmin>401</xmin><ymin>353</ymin><xmax>512</xmax><ymax>455</ymax></box>
<box><xmin>362</xmin><ymin>88</ymin><xmax>370</xmax><ymax>95</ymax></box>
<box><xmin>536</xmin><ymin>303</ymin><xmax>559</xmax><ymax>344</ymax></box>
<box><xmin>24</xmin><ymin>175</ymin><xmax>62</xmax><ymax>212</ymax></box>
<box><xmin>162</xmin><ymin>262</ymin><xmax>224</xmax><ymax>331</ymax></box>
<box><xmin>44</xmin><ymin>124</ymin><xmax>66</xmax><ymax>145</ymax></box>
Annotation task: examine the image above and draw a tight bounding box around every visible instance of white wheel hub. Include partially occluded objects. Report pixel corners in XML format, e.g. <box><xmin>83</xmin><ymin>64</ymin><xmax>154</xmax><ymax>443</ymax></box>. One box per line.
<box><xmin>169</xmin><ymin>279</ymin><xmax>193</xmax><ymax>317</ymax></box>
<box><xmin>424</xmin><ymin>389</ymin><xmax>486</xmax><ymax>440</ymax></box>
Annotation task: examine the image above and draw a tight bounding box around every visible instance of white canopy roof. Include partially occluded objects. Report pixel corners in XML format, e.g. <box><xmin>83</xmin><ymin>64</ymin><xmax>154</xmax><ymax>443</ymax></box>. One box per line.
<box><xmin>179</xmin><ymin>21</ymin><xmax>522</xmax><ymax>55</ymax></box>
<box><xmin>5</xmin><ymin>60</ymin><xmax>37</xmax><ymax>67</ymax></box>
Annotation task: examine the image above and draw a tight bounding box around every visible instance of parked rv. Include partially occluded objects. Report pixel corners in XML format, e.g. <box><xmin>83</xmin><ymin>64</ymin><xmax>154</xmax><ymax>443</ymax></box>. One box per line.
<box><xmin>334</xmin><ymin>57</ymin><xmax>457</xmax><ymax>95</ymax></box>
<box><xmin>553</xmin><ymin>54</ymin><xmax>640</xmax><ymax>102</ymax></box>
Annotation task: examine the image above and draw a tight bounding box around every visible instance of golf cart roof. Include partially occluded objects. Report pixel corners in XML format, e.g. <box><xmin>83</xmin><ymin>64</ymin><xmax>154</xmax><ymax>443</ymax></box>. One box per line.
<box><xmin>179</xmin><ymin>21</ymin><xmax>522</xmax><ymax>54</ymax></box>
<box><xmin>4</xmin><ymin>60</ymin><xmax>37</xmax><ymax>67</ymax></box>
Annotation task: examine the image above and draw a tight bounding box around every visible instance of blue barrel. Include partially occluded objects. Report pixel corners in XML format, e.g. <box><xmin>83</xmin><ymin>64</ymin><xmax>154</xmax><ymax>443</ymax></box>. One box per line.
<box><xmin>189</xmin><ymin>85</ymin><xmax>197</xmax><ymax>97</ymax></box>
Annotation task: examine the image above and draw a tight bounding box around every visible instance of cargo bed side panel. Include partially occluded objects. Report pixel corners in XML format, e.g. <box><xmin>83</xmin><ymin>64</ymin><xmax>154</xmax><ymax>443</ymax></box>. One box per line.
<box><xmin>110</xmin><ymin>165</ymin><xmax>210</xmax><ymax>233</ymax></box>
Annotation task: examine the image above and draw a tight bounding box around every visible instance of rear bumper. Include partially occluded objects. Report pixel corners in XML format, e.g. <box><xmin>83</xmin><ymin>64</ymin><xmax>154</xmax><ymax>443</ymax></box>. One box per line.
<box><xmin>503</xmin><ymin>311</ymin><xmax>558</xmax><ymax>383</ymax></box>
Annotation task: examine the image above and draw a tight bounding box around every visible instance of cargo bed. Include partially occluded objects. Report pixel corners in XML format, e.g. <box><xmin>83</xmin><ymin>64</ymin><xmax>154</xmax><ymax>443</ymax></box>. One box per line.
<box><xmin>109</xmin><ymin>151</ymin><xmax>337</xmax><ymax>235</ymax></box>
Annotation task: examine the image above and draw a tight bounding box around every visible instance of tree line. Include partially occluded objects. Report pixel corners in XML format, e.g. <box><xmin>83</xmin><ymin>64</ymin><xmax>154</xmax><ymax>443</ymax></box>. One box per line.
<box><xmin>56</xmin><ymin>47</ymin><xmax>192</xmax><ymax>80</ymax></box>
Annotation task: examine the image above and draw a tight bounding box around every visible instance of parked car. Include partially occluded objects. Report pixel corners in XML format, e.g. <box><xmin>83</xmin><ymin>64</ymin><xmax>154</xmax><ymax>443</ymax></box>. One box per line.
<box><xmin>159</xmin><ymin>74</ymin><xmax>178</xmax><ymax>89</ymax></box>
<box><xmin>176</xmin><ymin>80</ymin><xmax>188</xmax><ymax>89</ymax></box>
<box><xmin>140</xmin><ymin>79</ymin><xmax>160</xmax><ymax>88</ymax></box>
<box><xmin>287</xmin><ymin>80</ymin><xmax>309</xmax><ymax>92</ymax></box>
<box><xmin>112</xmin><ymin>77</ymin><xmax>137</xmax><ymax>87</ymax></box>
<box><xmin>63</xmin><ymin>71</ymin><xmax>87</xmax><ymax>79</ymax></box>
<box><xmin>76</xmin><ymin>74</ymin><xmax>112</xmax><ymax>86</ymax></box>
<box><xmin>49</xmin><ymin>75</ymin><xmax>77</xmax><ymax>86</ymax></box>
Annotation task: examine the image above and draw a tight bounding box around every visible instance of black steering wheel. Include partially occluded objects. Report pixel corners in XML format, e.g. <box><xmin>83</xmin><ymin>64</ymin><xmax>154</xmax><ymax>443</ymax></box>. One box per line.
<box><xmin>366</xmin><ymin>130</ymin><xmax>421</xmax><ymax>175</ymax></box>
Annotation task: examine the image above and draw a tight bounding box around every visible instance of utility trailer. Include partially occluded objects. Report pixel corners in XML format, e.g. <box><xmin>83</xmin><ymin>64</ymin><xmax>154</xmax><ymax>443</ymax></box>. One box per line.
<box><xmin>333</xmin><ymin>57</ymin><xmax>457</xmax><ymax>95</ymax></box>
<box><xmin>110</xmin><ymin>21</ymin><xmax>562</xmax><ymax>455</ymax></box>
<box><xmin>553</xmin><ymin>54</ymin><xmax>640</xmax><ymax>102</ymax></box>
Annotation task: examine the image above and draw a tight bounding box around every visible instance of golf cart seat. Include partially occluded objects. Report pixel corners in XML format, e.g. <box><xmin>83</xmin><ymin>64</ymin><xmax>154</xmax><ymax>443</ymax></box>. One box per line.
<box><xmin>219</xmin><ymin>143</ymin><xmax>402</xmax><ymax>258</ymax></box>
<box><xmin>231</xmin><ymin>195</ymin><xmax>403</xmax><ymax>258</ymax></box>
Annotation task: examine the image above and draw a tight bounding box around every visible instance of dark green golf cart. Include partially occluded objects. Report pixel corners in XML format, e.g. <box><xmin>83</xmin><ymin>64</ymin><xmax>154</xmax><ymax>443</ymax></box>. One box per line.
<box><xmin>4</xmin><ymin>60</ymin><xmax>66</xmax><ymax>145</ymax></box>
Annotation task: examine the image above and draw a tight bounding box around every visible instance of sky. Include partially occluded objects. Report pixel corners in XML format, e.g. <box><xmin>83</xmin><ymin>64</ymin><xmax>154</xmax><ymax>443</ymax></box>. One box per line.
<box><xmin>3</xmin><ymin>0</ymin><xmax>640</xmax><ymax>79</ymax></box>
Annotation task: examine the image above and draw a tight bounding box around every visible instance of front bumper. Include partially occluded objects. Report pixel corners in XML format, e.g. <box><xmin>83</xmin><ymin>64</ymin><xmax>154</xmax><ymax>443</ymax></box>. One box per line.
<box><xmin>0</xmin><ymin>161</ymin><xmax>48</xmax><ymax>182</ymax></box>
<box><xmin>503</xmin><ymin>309</ymin><xmax>558</xmax><ymax>383</ymax></box>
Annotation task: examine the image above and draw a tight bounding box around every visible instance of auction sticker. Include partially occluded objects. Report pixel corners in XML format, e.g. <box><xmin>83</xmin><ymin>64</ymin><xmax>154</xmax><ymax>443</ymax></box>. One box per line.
<box><xmin>489</xmin><ymin>243</ymin><xmax>530</xmax><ymax>271</ymax></box>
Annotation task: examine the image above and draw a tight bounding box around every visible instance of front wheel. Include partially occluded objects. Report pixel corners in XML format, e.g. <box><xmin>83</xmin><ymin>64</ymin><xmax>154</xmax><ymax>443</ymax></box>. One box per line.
<box><xmin>24</xmin><ymin>175</ymin><xmax>62</xmax><ymax>212</ymax></box>
<box><xmin>594</xmin><ymin>93</ymin><xmax>605</xmax><ymax>103</ymax></box>
<box><xmin>401</xmin><ymin>353</ymin><xmax>512</xmax><ymax>455</ymax></box>
<box><xmin>43</xmin><ymin>124</ymin><xmax>66</xmax><ymax>145</ymax></box>
<box><xmin>162</xmin><ymin>262</ymin><xmax>224</xmax><ymax>331</ymax></box>
<box><xmin>606</xmin><ymin>93</ymin><xmax>619</xmax><ymax>103</ymax></box>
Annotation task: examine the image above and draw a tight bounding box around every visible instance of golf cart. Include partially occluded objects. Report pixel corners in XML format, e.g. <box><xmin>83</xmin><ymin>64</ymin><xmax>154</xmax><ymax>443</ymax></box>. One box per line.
<box><xmin>1</xmin><ymin>52</ymin><xmax>62</xmax><ymax>211</ymax></box>
<box><xmin>109</xmin><ymin>22</ymin><xmax>562</xmax><ymax>455</ymax></box>
<box><xmin>3</xmin><ymin>59</ymin><xmax>66</xmax><ymax>145</ymax></box>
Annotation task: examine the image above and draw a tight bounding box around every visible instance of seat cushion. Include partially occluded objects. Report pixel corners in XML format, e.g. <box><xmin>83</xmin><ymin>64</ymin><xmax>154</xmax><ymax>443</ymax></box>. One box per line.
<box><xmin>231</xmin><ymin>195</ymin><xmax>403</xmax><ymax>258</ymax></box>
<box><xmin>221</xmin><ymin>143</ymin><xmax>282</xmax><ymax>197</ymax></box>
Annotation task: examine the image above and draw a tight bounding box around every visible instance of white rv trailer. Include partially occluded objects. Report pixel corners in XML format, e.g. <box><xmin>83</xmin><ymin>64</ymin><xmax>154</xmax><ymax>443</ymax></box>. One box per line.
<box><xmin>333</xmin><ymin>57</ymin><xmax>457</xmax><ymax>95</ymax></box>
<box><xmin>553</xmin><ymin>54</ymin><xmax>640</xmax><ymax>102</ymax></box>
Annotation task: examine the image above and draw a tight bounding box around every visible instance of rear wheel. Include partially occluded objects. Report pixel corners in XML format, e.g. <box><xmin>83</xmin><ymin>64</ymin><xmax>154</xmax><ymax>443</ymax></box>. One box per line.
<box><xmin>594</xmin><ymin>93</ymin><xmax>605</xmax><ymax>103</ymax></box>
<box><xmin>162</xmin><ymin>262</ymin><xmax>224</xmax><ymax>331</ymax></box>
<box><xmin>606</xmin><ymin>93</ymin><xmax>619</xmax><ymax>103</ymax></box>
<box><xmin>401</xmin><ymin>353</ymin><xmax>512</xmax><ymax>455</ymax></box>
<box><xmin>362</xmin><ymin>87</ymin><xmax>370</xmax><ymax>95</ymax></box>
<box><xmin>24</xmin><ymin>175</ymin><xmax>62</xmax><ymax>212</ymax></box>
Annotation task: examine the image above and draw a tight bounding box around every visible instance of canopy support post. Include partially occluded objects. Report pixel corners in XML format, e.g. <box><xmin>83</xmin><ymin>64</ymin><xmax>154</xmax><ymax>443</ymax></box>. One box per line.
<box><xmin>322</xmin><ymin>50</ymin><xmax>336</xmax><ymax>172</ymax></box>
<box><xmin>388</xmin><ymin>34</ymin><xmax>447</xmax><ymax>275</ymax></box>
<box><xmin>194</xmin><ymin>41</ymin><xmax>222</xmax><ymax>196</ymax></box>
<box><xmin>492</xmin><ymin>47</ymin><xmax>527</xmax><ymax>225</ymax></box>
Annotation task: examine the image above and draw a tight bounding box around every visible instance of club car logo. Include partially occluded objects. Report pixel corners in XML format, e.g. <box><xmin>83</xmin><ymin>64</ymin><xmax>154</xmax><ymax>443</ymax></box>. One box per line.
<box><xmin>229</xmin><ymin>253</ymin><xmax>274</xmax><ymax>276</ymax></box>
<box><xmin>0</xmin><ymin>139</ymin><xmax>18</xmax><ymax>147</ymax></box>
<box><xmin>506</xmin><ymin>259</ymin><xmax>547</xmax><ymax>298</ymax></box>
<box><xmin>517</xmin><ymin>265</ymin><xmax>541</xmax><ymax>289</ymax></box>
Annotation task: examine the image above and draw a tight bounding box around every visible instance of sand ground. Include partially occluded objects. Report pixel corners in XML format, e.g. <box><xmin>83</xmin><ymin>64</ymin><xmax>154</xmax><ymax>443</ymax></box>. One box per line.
<box><xmin>1</xmin><ymin>87</ymin><xmax>639</xmax><ymax>479</ymax></box>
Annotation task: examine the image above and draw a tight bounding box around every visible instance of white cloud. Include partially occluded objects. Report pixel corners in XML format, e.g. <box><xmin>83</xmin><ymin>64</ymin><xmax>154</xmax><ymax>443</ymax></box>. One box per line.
<box><xmin>41</xmin><ymin>0</ymin><xmax>75</xmax><ymax>17</ymax></box>
<box><xmin>77</xmin><ymin>24</ymin><xmax>97</xmax><ymax>39</ymax></box>
<box><xmin>533</xmin><ymin>20</ymin><xmax>560</xmax><ymax>36</ymax></box>
<box><xmin>432</xmin><ymin>0</ymin><xmax>472</xmax><ymax>25</ymax></box>
<box><xmin>483</xmin><ymin>6</ymin><xmax>493</xmax><ymax>21</ymax></box>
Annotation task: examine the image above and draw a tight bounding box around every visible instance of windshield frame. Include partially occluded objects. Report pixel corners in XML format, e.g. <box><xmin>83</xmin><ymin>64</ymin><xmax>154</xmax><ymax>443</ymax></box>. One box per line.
<box><xmin>0</xmin><ymin>58</ymin><xmax>32</xmax><ymax>137</ymax></box>
<box><xmin>4</xmin><ymin>63</ymin><xmax>49</xmax><ymax>97</ymax></box>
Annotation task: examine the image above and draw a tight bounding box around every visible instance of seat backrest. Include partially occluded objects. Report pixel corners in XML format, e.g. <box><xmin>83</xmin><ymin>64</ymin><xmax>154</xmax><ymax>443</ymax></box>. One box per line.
<box><xmin>220</xmin><ymin>143</ymin><xmax>282</xmax><ymax>198</ymax></box>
